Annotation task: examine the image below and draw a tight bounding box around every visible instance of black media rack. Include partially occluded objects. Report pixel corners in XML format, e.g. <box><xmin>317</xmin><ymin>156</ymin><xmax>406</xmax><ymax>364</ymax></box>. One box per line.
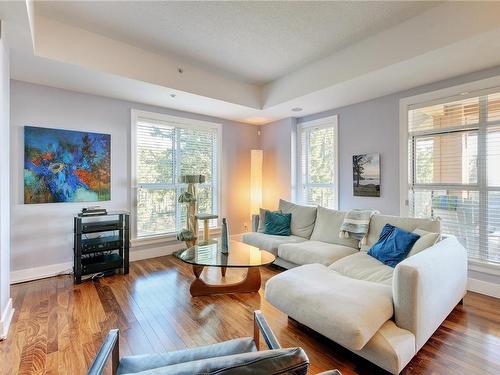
<box><xmin>73</xmin><ymin>211</ymin><xmax>129</xmax><ymax>284</ymax></box>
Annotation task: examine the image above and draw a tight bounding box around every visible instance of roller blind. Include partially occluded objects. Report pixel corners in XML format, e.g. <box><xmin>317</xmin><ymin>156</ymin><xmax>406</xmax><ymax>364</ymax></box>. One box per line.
<box><xmin>298</xmin><ymin>119</ymin><xmax>337</xmax><ymax>208</ymax></box>
<box><xmin>135</xmin><ymin>116</ymin><xmax>218</xmax><ymax>238</ymax></box>
<box><xmin>407</xmin><ymin>90</ymin><xmax>500</xmax><ymax>264</ymax></box>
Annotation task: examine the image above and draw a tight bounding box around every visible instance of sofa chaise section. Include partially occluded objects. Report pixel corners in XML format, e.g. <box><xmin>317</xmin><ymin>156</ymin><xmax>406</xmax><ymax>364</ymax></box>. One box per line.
<box><xmin>265</xmin><ymin>236</ymin><xmax>467</xmax><ymax>374</ymax></box>
<box><xmin>265</xmin><ymin>263</ymin><xmax>394</xmax><ymax>351</ymax></box>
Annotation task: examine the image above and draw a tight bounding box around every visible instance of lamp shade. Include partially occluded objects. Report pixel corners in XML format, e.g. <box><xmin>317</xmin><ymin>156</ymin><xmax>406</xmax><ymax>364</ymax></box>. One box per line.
<box><xmin>250</xmin><ymin>150</ymin><xmax>263</xmax><ymax>216</ymax></box>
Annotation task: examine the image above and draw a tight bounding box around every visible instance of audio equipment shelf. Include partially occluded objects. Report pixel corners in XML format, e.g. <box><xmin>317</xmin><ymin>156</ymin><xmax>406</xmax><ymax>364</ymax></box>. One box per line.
<box><xmin>74</xmin><ymin>211</ymin><xmax>129</xmax><ymax>284</ymax></box>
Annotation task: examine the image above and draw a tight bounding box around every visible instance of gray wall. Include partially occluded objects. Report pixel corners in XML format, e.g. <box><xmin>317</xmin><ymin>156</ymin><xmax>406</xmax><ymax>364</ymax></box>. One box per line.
<box><xmin>0</xmin><ymin>35</ymin><xmax>11</xmax><ymax>330</ymax></box>
<box><xmin>285</xmin><ymin>65</ymin><xmax>500</xmax><ymax>214</ymax></box>
<box><xmin>260</xmin><ymin>118</ymin><xmax>295</xmax><ymax>209</ymax></box>
<box><xmin>10</xmin><ymin>80</ymin><xmax>260</xmax><ymax>273</ymax></box>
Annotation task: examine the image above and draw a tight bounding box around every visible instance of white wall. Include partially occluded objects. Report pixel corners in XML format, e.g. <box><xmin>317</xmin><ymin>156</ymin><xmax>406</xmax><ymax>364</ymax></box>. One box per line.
<box><xmin>10</xmin><ymin>80</ymin><xmax>259</xmax><ymax>278</ymax></box>
<box><xmin>0</xmin><ymin>29</ymin><xmax>12</xmax><ymax>338</ymax></box>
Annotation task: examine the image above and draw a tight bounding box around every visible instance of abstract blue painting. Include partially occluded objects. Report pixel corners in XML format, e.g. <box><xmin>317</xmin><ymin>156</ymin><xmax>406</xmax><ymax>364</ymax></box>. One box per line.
<box><xmin>24</xmin><ymin>126</ymin><xmax>111</xmax><ymax>203</ymax></box>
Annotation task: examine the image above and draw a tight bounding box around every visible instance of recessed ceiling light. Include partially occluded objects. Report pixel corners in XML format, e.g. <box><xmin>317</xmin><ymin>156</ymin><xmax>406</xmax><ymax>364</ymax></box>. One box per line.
<box><xmin>291</xmin><ymin>107</ymin><xmax>303</xmax><ymax>112</ymax></box>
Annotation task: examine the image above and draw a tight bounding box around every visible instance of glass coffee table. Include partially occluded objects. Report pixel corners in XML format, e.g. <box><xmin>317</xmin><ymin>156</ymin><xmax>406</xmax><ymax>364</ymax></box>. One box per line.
<box><xmin>174</xmin><ymin>239</ymin><xmax>276</xmax><ymax>297</ymax></box>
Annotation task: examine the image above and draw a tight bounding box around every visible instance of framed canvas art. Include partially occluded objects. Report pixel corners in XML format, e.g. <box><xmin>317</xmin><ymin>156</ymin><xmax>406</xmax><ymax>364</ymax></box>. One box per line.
<box><xmin>353</xmin><ymin>153</ymin><xmax>380</xmax><ymax>197</ymax></box>
<box><xmin>24</xmin><ymin>126</ymin><xmax>111</xmax><ymax>203</ymax></box>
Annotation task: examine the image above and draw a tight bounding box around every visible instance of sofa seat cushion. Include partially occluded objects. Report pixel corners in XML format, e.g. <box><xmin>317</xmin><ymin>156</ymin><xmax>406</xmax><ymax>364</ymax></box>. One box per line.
<box><xmin>242</xmin><ymin>232</ymin><xmax>306</xmax><ymax>256</ymax></box>
<box><xmin>278</xmin><ymin>241</ymin><xmax>358</xmax><ymax>266</ymax></box>
<box><xmin>328</xmin><ymin>252</ymin><xmax>394</xmax><ymax>286</ymax></box>
<box><xmin>265</xmin><ymin>264</ymin><xmax>394</xmax><ymax>351</ymax></box>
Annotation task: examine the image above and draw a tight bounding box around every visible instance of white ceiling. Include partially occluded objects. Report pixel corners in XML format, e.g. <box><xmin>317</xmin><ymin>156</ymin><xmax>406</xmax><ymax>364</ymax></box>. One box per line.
<box><xmin>2</xmin><ymin>1</ymin><xmax>500</xmax><ymax>125</ymax></box>
<box><xmin>34</xmin><ymin>1</ymin><xmax>439</xmax><ymax>84</ymax></box>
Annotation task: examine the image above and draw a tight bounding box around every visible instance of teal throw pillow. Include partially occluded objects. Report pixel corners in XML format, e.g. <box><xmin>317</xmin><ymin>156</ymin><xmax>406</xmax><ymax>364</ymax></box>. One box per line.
<box><xmin>368</xmin><ymin>224</ymin><xmax>420</xmax><ymax>267</ymax></box>
<box><xmin>264</xmin><ymin>210</ymin><xmax>292</xmax><ymax>236</ymax></box>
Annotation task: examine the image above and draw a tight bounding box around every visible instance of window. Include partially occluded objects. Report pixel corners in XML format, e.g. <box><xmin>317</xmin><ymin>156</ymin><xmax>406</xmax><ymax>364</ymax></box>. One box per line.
<box><xmin>403</xmin><ymin>89</ymin><xmax>500</xmax><ymax>265</ymax></box>
<box><xmin>132</xmin><ymin>110</ymin><xmax>220</xmax><ymax>239</ymax></box>
<box><xmin>297</xmin><ymin>116</ymin><xmax>338</xmax><ymax>208</ymax></box>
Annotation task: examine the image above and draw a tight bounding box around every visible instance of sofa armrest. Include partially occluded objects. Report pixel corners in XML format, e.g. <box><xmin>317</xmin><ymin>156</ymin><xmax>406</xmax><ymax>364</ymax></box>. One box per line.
<box><xmin>251</xmin><ymin>214</ymin><xmax>260</xmax><ymax>232</ymax></box>
<box><xmin>393</xmin><ymin>236</ymin><xmax>467</xmax><ymax>351</ymax></box>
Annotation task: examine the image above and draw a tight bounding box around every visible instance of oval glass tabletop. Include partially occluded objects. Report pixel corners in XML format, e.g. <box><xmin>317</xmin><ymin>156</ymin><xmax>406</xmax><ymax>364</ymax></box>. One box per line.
<box><xmin>174</xmin><ymin>239</ymin><xmax>276</xmax><ymax>268</ymax></box>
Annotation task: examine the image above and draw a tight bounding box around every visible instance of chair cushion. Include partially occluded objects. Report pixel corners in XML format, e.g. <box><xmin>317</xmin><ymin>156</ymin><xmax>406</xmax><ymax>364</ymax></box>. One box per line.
<box><xmin>310</xmin><ymin>206</ymin><xmax>360</xmax><ymax>249</ymax></box>
<box><xmin>278</xmin><ymin>199</ymin><xmax>317</xmax><ymax>239</ymax></box>
<box><xmin>242</xmin><ymin>232</ymin><xmax>306</xmax><ymax>255</ymax></box>
<box><xmin>117</xmin><ymin>337</ymin><xmax>257</xmax><ymax>374</ymax></box>
<box><xmin>278</xmin><ymin>241</ymin><xmax>358</xmax><ymax>266</ymax></box>
<box><xmin>265</xmin><ymin>264</ymin><xmax>394</xmax><ymax>351</ymax></box>
<box><xmin>264</xmin><ymin>211</ymin><xmax>292</xmax><ymax>236</ymax></box>
<box><xmin>361</xmin><ymin>214</ymin><xmax>440</xmax><ymax>251</ymax></box>
<box><xmin>120</xmin><ymin>347</ymin><xmax>309</xmax><ymax>375</ymax></box>
<box><xmin>328</xmin><ymin>252</ymin><xmax>394</xmax><ymax>286</ymax></box>
<box><xmin>407</xmin><ymin>228</ymin><xmax>440</xmax><ymax>257</ymax></box>
<box><xmin>367</xmin><ymin>224</ymin><xmax>420</xmax><ymax>268</ymax></box>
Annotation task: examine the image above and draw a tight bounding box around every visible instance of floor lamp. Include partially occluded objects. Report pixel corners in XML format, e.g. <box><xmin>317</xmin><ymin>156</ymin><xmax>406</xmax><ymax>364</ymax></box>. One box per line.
<box><xmin>250</xmin><ymin>150</ymin><xmax>263</xmax><ymax>231</ymax></box>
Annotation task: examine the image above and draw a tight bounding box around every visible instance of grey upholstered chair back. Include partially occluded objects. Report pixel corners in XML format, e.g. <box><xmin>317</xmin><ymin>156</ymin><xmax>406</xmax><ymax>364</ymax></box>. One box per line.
<box><xmin>137</xmin><ymin>347</ymin><xmax>309</xmax><ymax>375</ymax></box>
<box><xmin>88</xmin><ymin>311</ymin><xmax>310</xmax><ymax>375</ymax></box>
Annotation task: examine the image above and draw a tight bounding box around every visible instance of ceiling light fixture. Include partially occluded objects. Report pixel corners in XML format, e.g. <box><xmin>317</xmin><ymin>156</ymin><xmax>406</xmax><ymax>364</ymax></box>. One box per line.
<box><xmin>170</xmin><ymin>93</ymin><xmax>176</xmax><ymax>98</ymax></box>
<box><xmin>291</xmin><ymin>107</ymin><xmax>303</xmax><ymax>112</ymax></box>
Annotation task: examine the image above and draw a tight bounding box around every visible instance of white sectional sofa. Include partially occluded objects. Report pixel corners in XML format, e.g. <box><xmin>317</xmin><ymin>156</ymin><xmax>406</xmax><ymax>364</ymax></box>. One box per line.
<box><xmin>242</xmin><ymin>200</ymin><xmax>468</xmax><ymax>374</ymax></box>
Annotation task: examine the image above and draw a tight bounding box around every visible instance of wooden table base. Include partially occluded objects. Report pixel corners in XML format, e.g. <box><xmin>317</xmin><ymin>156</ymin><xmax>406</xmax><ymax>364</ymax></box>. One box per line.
<box><xmin>190</xmin><ymin>265</ymin><xmax>261</xmax><ymax>297</ymax></box>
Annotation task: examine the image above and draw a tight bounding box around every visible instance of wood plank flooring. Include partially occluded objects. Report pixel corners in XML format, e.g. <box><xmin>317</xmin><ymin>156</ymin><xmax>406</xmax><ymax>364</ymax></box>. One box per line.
<box><xmin>1</xmin><ymin>255</ymin><xmax>499</xmax><ymax>375</ymax></box>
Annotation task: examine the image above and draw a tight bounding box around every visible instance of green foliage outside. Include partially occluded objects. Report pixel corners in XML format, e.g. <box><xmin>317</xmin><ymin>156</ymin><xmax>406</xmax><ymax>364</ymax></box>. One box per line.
<box><xmin>137</xmin><ymin>125</ymin><xmax>217</xmax><ymax>237</ymax></box>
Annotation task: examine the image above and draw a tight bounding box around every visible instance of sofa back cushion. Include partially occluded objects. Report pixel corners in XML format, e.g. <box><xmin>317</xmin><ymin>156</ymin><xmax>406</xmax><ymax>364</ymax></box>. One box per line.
<box><xmin>407</xmin><ymin>229</ymin><xmax>440</xmax><ymax>257</ymax></box>
<box><xmin>278</xmin><ymin>199</ymin><xmax>317</xmax><ymax>239</ymax></box>
<box><xmin>310</xmin><ymin>206</ymin><xmax>359</xmax><ymax>248</ymax></box>
<box><xmin>361</xmin><ymin>214</ymin><xmax>440</xmax><ymax>251</ymax></box>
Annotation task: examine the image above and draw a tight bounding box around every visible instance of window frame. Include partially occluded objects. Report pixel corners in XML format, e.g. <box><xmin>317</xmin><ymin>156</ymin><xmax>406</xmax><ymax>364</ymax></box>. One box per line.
<box><xmin>130</xmin><ymin>109</ymin><xmax>222</xmax><ymax>242</ymax></box>
<box><xmin>296</xmin><ymin>115</ymin><xmax>339</xmax><ymax>209</ymax></box>
<box><xmin>399</xmin><ymin>75</ymin><xmax>500</xmax><ymax>271</ymax></box>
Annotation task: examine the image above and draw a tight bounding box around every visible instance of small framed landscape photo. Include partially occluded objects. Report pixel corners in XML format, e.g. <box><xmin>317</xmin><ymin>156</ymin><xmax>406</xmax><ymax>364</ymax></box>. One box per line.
<box><xmin>353</xmin><ymin>153</ymin><xmax>380</xmax><ymax>197</ymax></box>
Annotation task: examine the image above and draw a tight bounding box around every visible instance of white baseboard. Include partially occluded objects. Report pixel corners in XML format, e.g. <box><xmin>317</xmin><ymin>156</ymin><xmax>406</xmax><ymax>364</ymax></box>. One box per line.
<box><xmin>467</xmin><ymin>277</ymin><xmax>500</xmax><ymax>299</ymax></box>
<box><xmin>11</xmin><ymin>262</ymin><xmax>73</xmax><ymax>284</ymax></box>
<box><xmin>0</xmin><ymin>298</ymin><xmax>14</xmax><ymax>340</ymax></box>
<box><xmin>10</xmin><ymin>242</ymin><xmax>185</xmax><ymax>284</ymax></box>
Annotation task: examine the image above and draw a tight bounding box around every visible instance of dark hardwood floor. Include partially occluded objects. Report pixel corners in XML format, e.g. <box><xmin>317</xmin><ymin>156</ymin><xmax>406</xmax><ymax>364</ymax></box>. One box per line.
<box><xmin>1</xmin><ymin>255</ymin><xmax>499</xmax><ymax>375</ymax></box>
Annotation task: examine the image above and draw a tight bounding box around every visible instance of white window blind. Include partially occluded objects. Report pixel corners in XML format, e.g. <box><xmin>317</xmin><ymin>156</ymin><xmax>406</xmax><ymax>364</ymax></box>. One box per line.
<box><xmin>135</xmin><ymin>114</ymin><xmax>219</xmax><ymax>238</ymax></box>
<box><xmin>407</xmin><ymin>90</ymin><xmax>500</xmax><ymax>264</ymax></box>
<box><xmin>298</xmin><ymin>117</ymin><xmax>338</xmax><ymax>208</ymax></box>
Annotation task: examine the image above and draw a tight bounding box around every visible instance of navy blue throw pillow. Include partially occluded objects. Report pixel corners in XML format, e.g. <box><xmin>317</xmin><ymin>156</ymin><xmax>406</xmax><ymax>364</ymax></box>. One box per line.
<box><xmin>264</xmin><ymin>210</ymin><xmax>292</xmax><ymax>236</ymax></box>
<box><xmin>368</xmin><ymin>224</ymin><xmax>420</xmax><ymax>267</ymax></box>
